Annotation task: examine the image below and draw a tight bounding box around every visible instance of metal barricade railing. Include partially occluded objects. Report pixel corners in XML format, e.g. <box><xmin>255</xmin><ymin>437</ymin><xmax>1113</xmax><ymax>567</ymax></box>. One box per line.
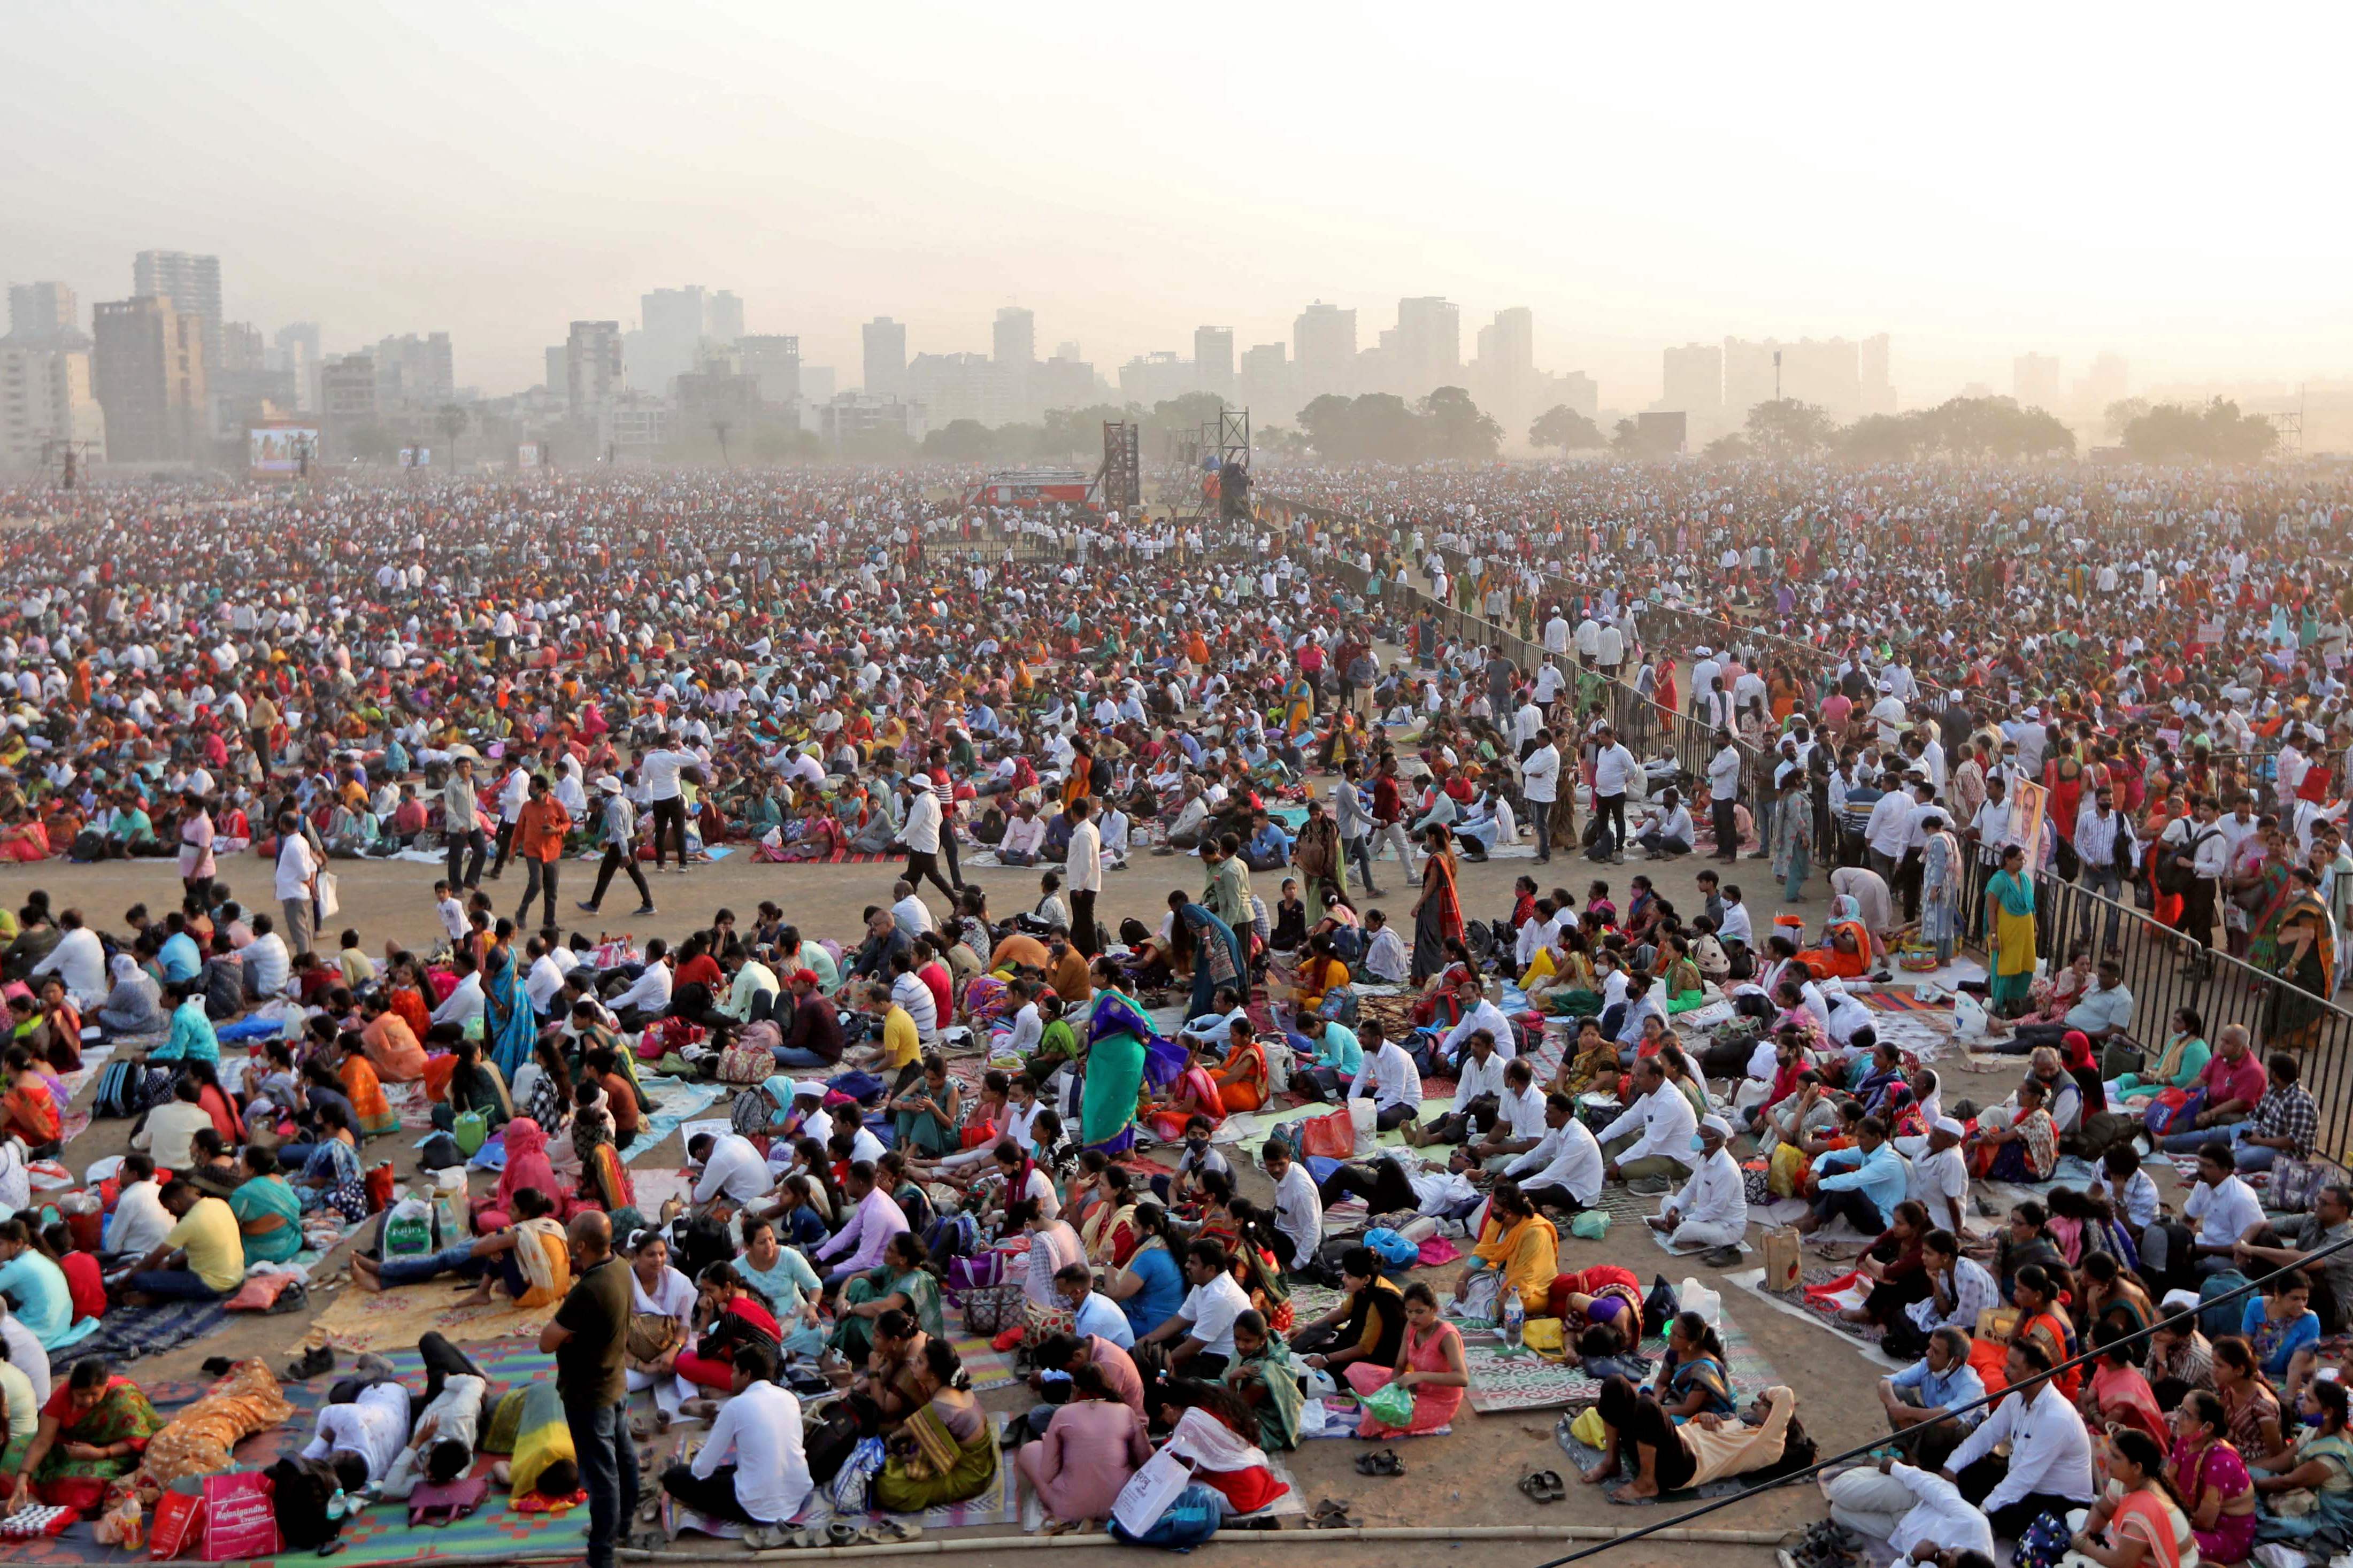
<box><xmin>1948</xmin><ymin>862</ymin><xmax>2353</xmax><ymax>1169</ymax></box>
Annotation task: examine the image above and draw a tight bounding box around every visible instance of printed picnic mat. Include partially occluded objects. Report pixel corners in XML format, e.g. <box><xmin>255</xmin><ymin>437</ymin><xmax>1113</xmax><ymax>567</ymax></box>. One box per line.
<box><xmin>1461</xmin><ymin>1296</ymin><xmax>1783</xmax><ymax>1415</ymax></box>
<box><xmin>11</xmin><ymin>1342</ymin><xmax>587</xmax><ymax>1568</ymax></box>
<box><xmin>302</xmin><ymin>1279</ymin><xmax>555</xmax><ymax>1354</ymax></box>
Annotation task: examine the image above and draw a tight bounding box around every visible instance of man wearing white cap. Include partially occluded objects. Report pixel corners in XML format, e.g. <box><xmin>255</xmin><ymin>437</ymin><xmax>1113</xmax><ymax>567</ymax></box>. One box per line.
<box><xmin>1646</xmin><ymin>1115</ymin><xmax>1748</xmax><ymax>1257</ymax></box>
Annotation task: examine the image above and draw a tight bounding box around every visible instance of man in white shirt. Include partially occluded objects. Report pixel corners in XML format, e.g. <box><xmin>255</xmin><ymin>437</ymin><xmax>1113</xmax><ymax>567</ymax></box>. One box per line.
<box><xmin>1597</xmin><ymin>1057</ymin><xmax>1697</xmax><ymax>1186</ymax></box>
<box><xmin>1347</xmin><ymin>1025</ymin><xmax>1424</xmax><ymax>1129</ymax></box>
<box><xmin>1646</xmin><ymin>1115</ymin><xmax>1748</xmax><ymax>1253</ymax></box>
<box><xmin>1138</xmin><ymin>1238</ymin><xmax>1254</xmax><ymax>1377</ymax></box>
<box><xmin>301</xmin><ymin>1376</ymin><xmax>412</xmax><ymax>1485</ymax></box>
<box><xmin>1591</xmin><ymin>725</ymin><xmax>1640</xmax><ymax>862</ymax></box>
<box><xmin>1064</xmin><ymin>797</ymin><xmax>1103</xmax><ymax>957</ymax></box>
<box><xmin>1828</xmin><ymin>1456</ymin><xmax>1995</xmax><ymax>1568</ymax></box>
<box><xmin>273</xmin><ymin>812</ymin><xmax>320</xmax><ymax>958</ymax></box>
<box><xmin>240</xmin><ymin>917</ymin><xmax>291</xmax><ymax>1000</ymax></box>
<box><xmin>30</xmin><ymin>910</ymin><xmax>105</xmax><ymax>1006</ymax></box>
<box><xmin>1706</xmin><ymin>732</ymin><xmax>1744</xmax><ymax>862</ymax></box>
<box><xmin>1521</xmin><ymin>731</ymin><xmax>1560</xmax><ymax>864</ymax></box>
<box><xmin>637</xmin><ymin>735</ymin><xmax>699</xmax><ymax>873</ymax></box>
<box><xmin>1409</xmin><ymin>1027</ymin><xmax>1509</xmax><ymax>1146</ymax></box>
<box><xmin>606</xmin><ymin>940</ymin><xmax>675</xmax><ymax>1028</ymax></box>
<box><xmin>1437</xmin><ymin>979</ymin><xmax>1516</xmax><ymax>1067</ymax></box>
<box><xmin>687</xmin><ymin>1131</ymin><xmax>771</xmax><ymax>1210</ymax></box>
<box><xmin>1906</xmin><ymin>1117</ymin><xmax>1970</xmax><ymax>1236</ymax></box>
<box><xmin>1504</xmin><ymin>1094</ymin><xmax>1605</xmax><ymax>1211</ymax></box>
<box><xmin>1940</xmin><ymin>1338</ymin><xmax>2096</xmax><ymax>1536</ymax></box>
<box><xmin>1260</xmin><ymin>1143</ymin><xmax>1325</xmax><ymax>1273</ymax></box>
<box><xmin>431</xmin><ymin>953</ymin><xmax>487</xmax><ymax>1028</ymax></box>
<box><xmin>660</xmin><ymin>1343</ymin><xmax>811</xmax><ymax>1533</ymax></box>
<box><xmin>888</xmin><ymin>880</ymin><xmax>934</xmax><ymax>940</ymax></box>
<box><xmin>894</xmin><ymin>777</ymin><xmax>957</xmax><ymax>902</ymax></box>
<box><xmin>105</xmin><ymin>1156</ymin><xmax>175</xmax><ymax>1262</ymax></box>
<box><xmin>2174</xmin><ymin>1141</ymin><xmax>2269</xmax><ymax>1278</ymax></box>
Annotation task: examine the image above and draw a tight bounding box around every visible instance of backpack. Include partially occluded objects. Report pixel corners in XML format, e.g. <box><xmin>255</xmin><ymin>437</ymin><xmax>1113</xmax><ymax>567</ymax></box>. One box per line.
<box><xmin>91</xmin><ymin>1060</ymin><xmax>142</xmax><ymax>1120</ymax></box>
<box><xmin>2156</xmin><ymin>826</ymin><xmax>2218</xmax><ymax>894</ymax></box>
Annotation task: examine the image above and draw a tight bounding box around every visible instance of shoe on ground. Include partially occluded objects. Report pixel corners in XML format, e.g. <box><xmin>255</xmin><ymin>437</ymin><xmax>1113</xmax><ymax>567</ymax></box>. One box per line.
<box><xmin>574</xmin><ymin>901</ymin><xmax>598</xmax><ymax>914</ymax></box>
<box><xmin>1626</xmin><ymin>1177</ymin><xmax>1672</xmax><ymax>1196</ymax></box>
<box><xmin>635</xmin><ymin>904</ymin><xmax>657</xmax><ymax>915</ymax></box>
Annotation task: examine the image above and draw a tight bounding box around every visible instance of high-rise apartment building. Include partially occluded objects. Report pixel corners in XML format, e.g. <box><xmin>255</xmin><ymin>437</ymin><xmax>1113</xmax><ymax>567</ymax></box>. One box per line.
<box><xmin>375</xmin><ymin>333</ymin><xmax>455</xmax><ymax>408</ymax></box>
<box><xmin>1475</xmin><ymin>308</ymin><xmax>1533</xmax><ymax>384</ymax></box>
<box><xmin>862</xmin><ymin>318</ymin><xmax>907</xmax><ymax>399</ymax></box>
<box><xmin>544</xmin><ymin>346</ymin><xmax>568</xmax><ymax>403</ymax></box>
<box><xmin>219</xmin><ymin>321</ymin><xmax>264</xmax><ymax>373</ymax></box>
<box><xmin>92</xmin><ymin>295</ymin><xmax>206</xmax><ymax>461</ymax></box>
<box><xmin>1239</xmin><ymin>343</ymin><xmax>1290</xmax><ymax>419</ymax></box>
<box><xmin>1194</xmin><ymin>327</ymin><xmax>1234</xmax><ymax>402</ymax></box>
<box><xmin>2075</xmin><ymin>352</ymin><xmax>2128</xmax><ymax>413</ymax></box>
<box><xmin>0</xmin><ymin>345</ymin><xmax>106</xmax><ymax>472</ymax></box>
<box><xmin>1394</xmin><ymin>297</ymin><xmax>1460</xmax><ymax>396</ymax></box>
<box><xmin>318</xmin><ymin>353</ymin><xmax>378</xmax><ymax>437</ymax></box>
<box><xmin>906</xmin><ymin>351</ymin><xmax>1002</xmax><ymax>426</ymax></box>
<box><xmin>132</xmin><ymin>251</ymin><xmax>223</xmax><ymax>375</ymax></box>
<box><xmin>1034</xmin><ymin>352</ymin><xmax>1097</xmax><ymax>413</ymax></box>
<box><xmin>1293</xmin><ymin>303</ymin><xmax>1356</xmax><ymax>402</ymax></box>
<box><xmin>706</xmin><ymin>291</ymin><xmax>745</xmax><ymax>346</ymax></box>
<box><xmin>565</xmin><ymin>321</ymin><xmax>625</xmax><ymax>415</ymax></box>
<box><xmin>737</xmin><ymin>335</ymin><xmax>801</xmax><ymax>405</ymax></box>
<box><xmin>5</xmin><ymin>283</ymin><xmax>83</xmax><ymax>347</ymax></box>
<box><xmin>2013</xmin><ymin>352</ymin><xmax>2062</xmax><ymax>411</ymax></box>
<box><xmin>1661</xmin><ymin>343</ymin><xmax>1723</xmax><ymax>415</ymax></box>
<box><xmin>991</xmin><ymin>307</ymin><xmax>1035</xmax><ymax>366</ymax></box>
<box><xmin>635</xmin><ymin>287</ymin><xmax>705</xmax><ymax>394</ymax></box>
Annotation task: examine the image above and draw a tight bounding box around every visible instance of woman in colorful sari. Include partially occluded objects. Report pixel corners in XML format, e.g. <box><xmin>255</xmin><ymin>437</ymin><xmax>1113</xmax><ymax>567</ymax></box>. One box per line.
<box><xmin>1017</xmin><ymin>1199</ymin><xmax>1088</xmax><ymax>1341</ymax></box>
<box><xmin>1173</xmin><ymin>899</ymin><xmax>1245</xmax><ymax>1030</ymax></box>
<box><xmin>1078</xmin><ymin>975</ymin><xmax>1160</xmax><ymax>1156</ymax></box>
<box><xmin>2170</xmin><ymin>1387</ymin><xmax>2260</xmax><ymax>1565</ymax></box>
<box><xmin>873</xmin><ymin>1339</ymin><xmax>998</xmax><ymax>1512</ymax></box>
<box><xmin>430</xmin><ymin>1036</ymin><xmax>514</xmax><ymax>1137</ymax></box>
<box><xmin>2111</xmin><ymin>1008</ymin><xmax>2211</xmax><ymax>1108</ymax></box>
<box><xmin>2266</xmin><ymin>867</ymin><xmax>2336</xmax><ymax>1052</ymax></box>
<box><xmin>228</xmin><ymin>1145</ymin><xmax>305</xmax><ymax>1265</ymax></box>
<box><xmin>2082</xmin><ymin>1323</ymin><xmax>2172</xmax><ymax>1448</ymax></box>
<box><xmin>571</xmin><ymin>1083</ymin><xmax>636</xmax><ymax>1220</ymax></box>
<box><xmin>828</xmin><ymin>1231</ymin><xmax>947</xmax><ymax>1364</ymax></box>
<box><xmin>1226</xmin><ymin>1310</ymin><xmax>1306</xmax><ymax>1452</ymax></box>
<box><xmin>473</xmin><ymin>1116</ymin><xmax>557</xmax><ymax>1235</ymax></box>
<box><xmin>1985</xmin><ymin>845</ymin><xmax>2039</xmax><ymax>1016</ymax></box>
<box><xmin>673</xmin><ymin>1262</ymin><xmax>782</xmax><ymax>1395</ymax></box>
<box><xmin>1348</xmin><ymin>1280</ymin><xmax>1468</xmax><ymax>1438</ymax></box>
<box><xmin>1079</xmin><ymin>1165</ymin><xmax>1140</xmax><ymax>1266</ymax></box>
<box><xmin>289</xmin><ymin>1102</ymin><xmax>368</xmax><ymax>1221</ymax></box>
<box><xmin>482</xmin><ymin>924</ymin><xmax>537</xmax><ymax>1080</ymax></box>
<box><xmin>1410</xmin><ymin>825</ymin><xmax>1465</xmax><ymax>983</ymax></box>
<box><xmin>4</xmin><ymin>1357</ymin><xmax>160</xmax><ymax>1513</ymax></box>
<box><xmin>1972</xmin><ymin>1077</ymin><xmax>2059</xmax><ymax>1181</ymax></box>
<box><xmin>335</xmin><ymin>1034</ymin><xmax>398</xmax><ymax>1140</ymax></box>
<box><xmin>1654</xmin><ymin>1309</ymin><xmax>1739</xmax><ymax>1422</ymax></box>
<box><xmin>2253</xmin><ymin>1376</ymin><xmax>2353</xmax><ymax>1545</ymax></box>
<box><xmin>1208</xmin><ymin>1019</ymin><xmax>1268</xmax><ymax>1114</ymax></box>
<box><xmin>1142</xmin><ymin>1042</ymin><xmax>1226</xmax><ymax>1144</ymax></box>
<box><xmin>1917</xmin><ymin>813</ymin><xmax>1963</xmax><ymax>964</ymax></box>
<box><xmin>2239</xmin><ymin>825</ymin><xmax>2295</xmax><ymax>974</ymax></box>
<box><xmin>2069</xmin><ymin>1426</ymin><xmax>2198</xmax><ymax>1568</ymax></box>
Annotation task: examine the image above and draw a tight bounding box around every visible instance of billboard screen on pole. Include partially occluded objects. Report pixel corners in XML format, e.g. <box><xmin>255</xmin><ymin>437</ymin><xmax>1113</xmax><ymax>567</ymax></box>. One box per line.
<box><xmin>249</xmin><ymin>425</ymin><xmax>317</xmax><ymax>476</ymax></box>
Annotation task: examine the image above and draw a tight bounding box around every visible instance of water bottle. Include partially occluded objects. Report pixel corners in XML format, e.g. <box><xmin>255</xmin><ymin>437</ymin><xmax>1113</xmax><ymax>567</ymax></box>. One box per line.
<box><xmin>1502</xmin><ymin>1288</ymin><xmax>1525</xmax><ymax>1350</ymax></box>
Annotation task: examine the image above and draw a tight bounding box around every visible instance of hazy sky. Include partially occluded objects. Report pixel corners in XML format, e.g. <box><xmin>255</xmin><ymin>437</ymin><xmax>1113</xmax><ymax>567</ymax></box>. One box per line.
<box><xmin>9</xmin><ymin>2</ymin><xmax>2349</xmax><ymax>411</ymax></box>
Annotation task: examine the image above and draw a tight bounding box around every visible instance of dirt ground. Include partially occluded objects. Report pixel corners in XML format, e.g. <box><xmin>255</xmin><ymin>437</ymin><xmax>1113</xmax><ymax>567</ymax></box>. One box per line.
<box><xmin>26</xmin><ymin>823</ymin><xmax>1928</xmax><ymax>1568</ymax></box>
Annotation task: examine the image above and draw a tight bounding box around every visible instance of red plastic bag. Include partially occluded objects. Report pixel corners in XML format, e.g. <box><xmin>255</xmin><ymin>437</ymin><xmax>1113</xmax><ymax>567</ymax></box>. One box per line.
<box><xmin>1297</xmin><ymin>1107</ymin><xmax>1355</xmax><ymax>1160</ymax></box>
<box><xmin>364</xmin><ymin>1162</ymin><xmax>396</xmax><ymax>1214</ymax></box>
<box><xmin>150</xmin><ymin>1482</ymin><xmax>202</xmax><ymax>1561</ymax></box>
<box><xmin>202</xmin><ymin>1471</ymin><xmax>280</xmax><ymax>1562</ymax></box>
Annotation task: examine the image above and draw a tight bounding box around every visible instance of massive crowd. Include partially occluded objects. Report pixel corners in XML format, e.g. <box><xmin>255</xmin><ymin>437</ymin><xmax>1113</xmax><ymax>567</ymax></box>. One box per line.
<box><xmin>0</xmin><ymin>459</ymin><xmax>2347</xmax><ymax>1563</ymax></box>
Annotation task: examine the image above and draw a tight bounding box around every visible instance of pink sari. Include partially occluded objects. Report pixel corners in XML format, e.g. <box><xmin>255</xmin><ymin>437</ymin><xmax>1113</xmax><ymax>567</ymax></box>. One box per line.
<box><xmin>1346</xmin><ymin>1319</ymin><xmax>1466</xmax><ymax>1436</ymax></box>
<box><xmin>1145</xmin><ymin>1066</ymin><xmax>1226</xmax><ymax>1142</ymax></box>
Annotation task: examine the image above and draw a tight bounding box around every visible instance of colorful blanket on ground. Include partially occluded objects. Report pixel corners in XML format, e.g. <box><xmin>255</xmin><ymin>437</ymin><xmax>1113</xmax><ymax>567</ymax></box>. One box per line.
<box><xmin>48</xmin><ymin>1297</ymin><xmax>227</xmax><ymax>1375</ymax></box>
<box><xmin>303</xmin><ymin>1279</ymin><xmax>556</xmax><ymax>1353</ymax></box>
<box><xmin>621</xmin><ymin>1079</ymin><xmax>726</xmax><ymax>1164</ymax></box>
<box><xmin>12</xmin><ymin>1343</ymin><xmax>586</xmax><ymax>1568</ymax></box>
<box><xmin>1460</xmin><ymin>1298</ymin><xmax>1783</xmax><ymax>1415</ymax></box>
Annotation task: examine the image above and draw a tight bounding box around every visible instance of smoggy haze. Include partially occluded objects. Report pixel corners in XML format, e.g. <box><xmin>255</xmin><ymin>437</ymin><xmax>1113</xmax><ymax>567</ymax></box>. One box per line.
<box><xmin>7</xmin><ymin>0</ymin><xmax>2349</xmax><ymax>408</ymax></box>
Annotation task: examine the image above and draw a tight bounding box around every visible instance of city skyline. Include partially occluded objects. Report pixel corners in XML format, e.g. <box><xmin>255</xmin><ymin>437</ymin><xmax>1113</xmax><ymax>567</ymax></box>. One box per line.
<box><xmin>4</xmin><ymin>4</ymin><xmax>2346</xmax><ymax>419</ymax></box>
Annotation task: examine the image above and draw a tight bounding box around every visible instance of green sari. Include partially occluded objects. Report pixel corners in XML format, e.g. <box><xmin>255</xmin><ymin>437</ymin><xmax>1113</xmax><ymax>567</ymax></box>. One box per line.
<box><xmin>873</xmin><ymin>1395</ymin><xmax>997</xmax><ymax>1512</ymax></box>
<box><xmin>229</xmin><ymin>1173</ymin><xmax>304</xmax><ymax>1265</ymax></box>
<box><xmin>2243</xmin><ymin>861</ymin><xmax>2294</xmax><ymax>972</ymax></box>
<box><xmin>826</xmin><ymin>1265</ymin><xmax>946</xmax><ymax>1361</ymax></box>
<box><xmin>1986</xmin><ymin>868</ymin><xmax>2038</xmax><ymax>1011</ymax></box>
<box><xmin>29</xmin><ymin>1378</ymin><xmax>161</xmax><ymax>1510</ymax></box>
<box><xmin>1236</xmin><ymin>1332</ymin><xmax>1307</xmax><ymax>1452</ymax></box>
<box><xmin>1080</xmin><ymin>990</ymin><xmax>1154</xmax><ymax>1156</ymax></box>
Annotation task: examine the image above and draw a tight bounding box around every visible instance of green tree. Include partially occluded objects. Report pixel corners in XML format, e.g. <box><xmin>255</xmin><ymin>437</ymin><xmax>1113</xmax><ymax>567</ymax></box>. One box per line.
<box><xmin>921</xmin><ymin>419</ymin><xmax>997</xmax><ymax>461</ymax></box>
<box><xmin>1039</xmin><ymin>403</ymin><xmax>1135</xmax><ymax>456</ymax></box>
<box><xmin>2103</xmin><ymin>397</ymin><xmax>2150</xmax><ymax>441</ymax></box>
<box><xmin>1528</xmin><ymin>404</ymin><xmax>1605</xmax><ymax>451</ymax></box>
<box><xmin>1834</xmin><ymin>413</ymin><xmax>1918</xmax><ymax>462</ymax></box>
<box><xmin>1743</xmin><ymin>398</ymin><xmax>1836</xmax><ymax>455</ymax></box>
<box><xmin>1609</xmin><ymin>417</ymin><xmax>1641</xmax><ymax>453</ymax></box>
<box><xmin>1418</xmin><ymin>386</ymin><xmax>1502</xmax><ymax>460</ymax></box>
<box><xmin>1703</xmin><ymin>431</ymin><xmax>1752</xmax><ymax>460</ymax></box>
<box><xmin>2123</xmin><ymin>398</ymin><xmax>2277</xmax><ymax>462</ymax></box>
<box><xmin>435</xmin><ymin>403</ymin><xmax>470</xmax><ymax>469</ymax></box>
